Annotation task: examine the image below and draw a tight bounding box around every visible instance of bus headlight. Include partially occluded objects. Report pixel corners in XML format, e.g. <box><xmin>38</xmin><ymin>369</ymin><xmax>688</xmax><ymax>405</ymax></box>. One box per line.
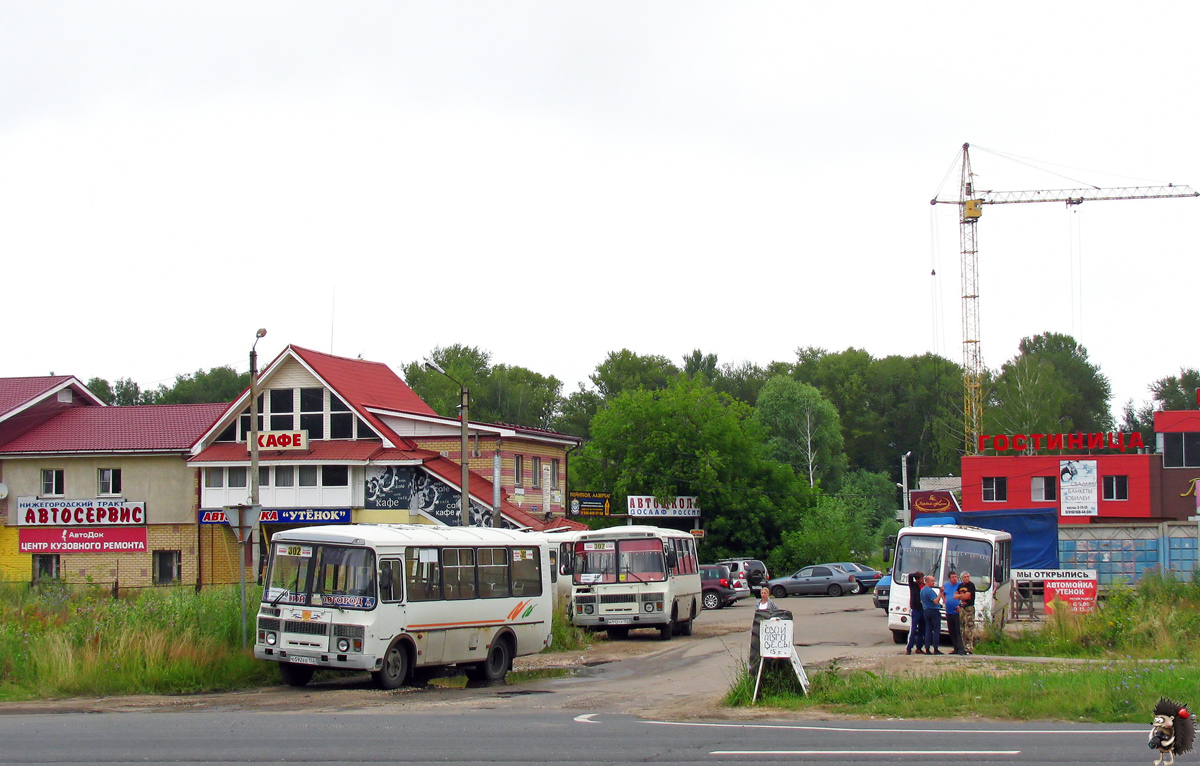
<box><xmin>266</xmin><ymin>632</ymin><xmax>277</xmax><ymax>646</ymax></box>
<box><xmin>584</xmin><ymin>604</ymin><xmax>594</xmax><ymax>614</ymax></box>
<box><xmin>644</xmin><ymin>602</ymin><xmax>655</xmax><ymax>613</ymax></box>
<box><xmin>337</xmin><ymin>638</ymin><xmax>350</xmax><ymax>652</ymax></box>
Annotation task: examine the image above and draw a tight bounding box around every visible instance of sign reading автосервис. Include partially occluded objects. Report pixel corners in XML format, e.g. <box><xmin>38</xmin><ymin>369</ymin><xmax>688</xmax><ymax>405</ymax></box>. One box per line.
<box><xmin>17</xmin><ymin>497</ymin><xmax>146</xmax><ymax>526</ymax></box>
<box><xmin>626</xmin><ymin>495</ymin><xmax>701</xmax><ymax>517</ymax></box>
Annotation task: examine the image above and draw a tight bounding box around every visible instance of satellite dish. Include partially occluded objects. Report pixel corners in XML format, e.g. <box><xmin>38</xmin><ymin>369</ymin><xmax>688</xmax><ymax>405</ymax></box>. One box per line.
<box><xmin>0</xmin><ymin>483</ymin><xmax>8</xmax><ymax>500</ymax></box>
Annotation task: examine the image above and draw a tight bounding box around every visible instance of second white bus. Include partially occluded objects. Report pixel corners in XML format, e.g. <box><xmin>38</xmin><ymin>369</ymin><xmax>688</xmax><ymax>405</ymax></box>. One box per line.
<box><xmin>255</xmin><ymin>524</ymin><xmax>553</xmax><ymax>689</ymax></box>
<box><xmin>886</xmin><ymin>524</ymin><xmax>1013</xmax><ymax>644</ymax></box>
<box><xmin>565</xmin><ymin>525</ymin><xmax>702</xmax><ymax>640</ymax></box>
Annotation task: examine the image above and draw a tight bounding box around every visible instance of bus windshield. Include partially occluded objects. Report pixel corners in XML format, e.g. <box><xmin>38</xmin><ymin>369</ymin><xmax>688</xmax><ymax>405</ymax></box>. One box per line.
<box><xmin>894</xmin><ymin>535</ymin><xmax>943</xmax><ymax>586</ymax></box>
<box><xmin>946</xmin><ymin>537</ymin><xmax>993</xmax><ymax>591</ymax></box>
<box><xmin>574</xmin><ymin>539</ymin><xmax>667</xmax><ymax>585</ymax></box>
<box><xmin>264</xmin><ymin>542</ymin><xmax>377</xmax><ymax>609</ymax></box>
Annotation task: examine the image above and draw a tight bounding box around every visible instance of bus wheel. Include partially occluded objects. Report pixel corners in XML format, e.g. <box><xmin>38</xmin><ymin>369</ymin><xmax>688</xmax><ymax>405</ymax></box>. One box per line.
<box><xmin>372</xmin><ymin>640</ymin><xmax>409</xmax><ymax>690</ymax></box>
<box><xmin>658</xmin><ymin>612</ymin><xmax>674</xmax><ymax>641</ymax></box>
<box><xmin>468</xmin><ymin>638</ymin><xmax>513</xmax><ymax>683</ymax></box>
<box><xmin>679</xmin><ymin>603</ymin><xmax>695</xmax><ymax>636</ymax></box>
<box><xmin>607</xmin><ymin>626</ymin><xmax>629</xmax><ymax>640</ymax></box>
<box><xmin>892</xmin><ymin>629</ymin><xmax>907</xmax><ymax>644</ymax></box>
<box><xmin>279</xmin><ymin>662</ymin><xmax>314</xmax><ymax>687</ymax></box>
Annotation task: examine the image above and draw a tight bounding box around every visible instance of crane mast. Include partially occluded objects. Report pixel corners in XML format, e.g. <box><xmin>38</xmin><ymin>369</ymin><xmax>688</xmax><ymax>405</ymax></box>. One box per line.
<box><xmin>932</xmin><ymin>143</ymin><xmax>1198</xmax><ymax>456</ymax></box>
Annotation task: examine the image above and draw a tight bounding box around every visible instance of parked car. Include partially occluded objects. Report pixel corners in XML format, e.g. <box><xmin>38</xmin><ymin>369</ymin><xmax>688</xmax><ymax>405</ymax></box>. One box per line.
<box><xmin>718</xmin><ymin>558</ymin><xmax>770</xmax><ymax>589</ymax></box>
<box><xmin>729</xmin><ymin>573</ymin><xmax>752</xmax><ymax>604</ymax></box>
<box><xmin>828</xmin><ymin>562</ymin><xmax>884</xmax><ymax>594</ymax></box>
<box><xmin>873</xmin><ymin>574</ymin><xmax>892</xmax><ymax>610</ymax></box>
<box><xmin>699</xmin><ymin>564</ymin><xmax>738</xmax><ymax>609</ymax></box>
<box><xmin>767</xmin><ymin>564</ymin><xmax>857</xmax><ymax>597</ymax></box>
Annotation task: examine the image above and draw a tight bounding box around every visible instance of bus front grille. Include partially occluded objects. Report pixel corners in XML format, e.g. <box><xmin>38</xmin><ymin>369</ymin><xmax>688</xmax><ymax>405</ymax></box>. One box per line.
<box><xmin>600</xmin><ymin>594</ymin><xmax>637</xmax><ymax>604</ymax></box>
<box><xmin>574</xmin><ymin>595</ymin><xmax>597</xmax><ymax>604</ymax></box>
<box><xmin>258</xmin><ymin>617</ymin><xmax>281</xmax><ymax>631</ymax></box>
<box><xmin>333</xmin><ymin>624</ymin><xmax>365</xmax><ymax>638</ymax></box>
<box><xmin>283</xmin><ymin>621</ymin><xmax>330</xmax><ymax>636</ymax></box>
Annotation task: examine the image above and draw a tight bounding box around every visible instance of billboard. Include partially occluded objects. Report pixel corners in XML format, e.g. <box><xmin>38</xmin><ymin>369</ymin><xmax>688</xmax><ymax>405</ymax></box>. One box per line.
<box><xmin>1059</xmin><ymin>460</ymin><xmax>1098</xmax><ymax>516</ymax></box>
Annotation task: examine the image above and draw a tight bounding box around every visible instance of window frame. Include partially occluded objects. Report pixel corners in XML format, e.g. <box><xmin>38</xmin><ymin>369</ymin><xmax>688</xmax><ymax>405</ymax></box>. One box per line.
<box><xmin>982</xmin><ymin>476</ymin><xmax>1007</xmax><ymax>502</ymax></box>
<box><xmin>550</xmin><ymin>458</ymin><xmax>560</xmax><ymax>489</ymax></box>
<box><xmin>514</xmin><ymin>455</ymin><xmax>524</xmax><ymax>485</ymax></box>
<box><xmin>532</xmin><ymin>456</ymin><xmax>541</xmax><ymax>488</ymax></box>
<box><xmin>1030</xmin><ymin>476</ymin><xmax>1056</xmax><ymax>502</ymax></box>
<box><xmin>98</xmin><ymin>468</ymin><xmax>122</xmax><ymax>496</ymax></box>
<box><xmin>1103</xmin><ymin>474</ymin><xmax>1129</xmax><ymax>501</ymax></box>
<box><xmin>41</xmin><ymin>469</ymin><xmax>65</xmax><ymax>497</ymax></box>
<box><xmin>32</xmin><ymin>554</ymin><xmax>60</xmax><ymax>583</ymax></box>
<box><xmin>153</xmin><ymin>550</ymin><xmax>182</xmax><ymax>585</ymax></box>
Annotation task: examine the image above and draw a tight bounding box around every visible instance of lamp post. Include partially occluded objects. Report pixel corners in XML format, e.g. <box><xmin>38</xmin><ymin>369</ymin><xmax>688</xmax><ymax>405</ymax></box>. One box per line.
<box><xmin>242</xmin><ymin>327</ymin><xmax>267</xmax><ymax>649</ymax></box>
<box><xmin>900</xmin><ymin>450</ymin><xmax>912</xmax><ymax>527</ymax></box>
<box><xmin>424</xmin><ymin>361</ymin><xmax>472</xmax><ymax>527</ymax></box>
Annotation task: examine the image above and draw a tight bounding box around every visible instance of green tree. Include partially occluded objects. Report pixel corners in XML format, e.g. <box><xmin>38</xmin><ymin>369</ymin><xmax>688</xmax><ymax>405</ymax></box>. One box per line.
<box><xmin>833</xmin><ymin>468</ymin><xmax>901</xmax><ymax>536</ymax></box>
<box><xmin>681</xmin><ymin>349</ymin><xmax>719</xmax><ymax>381</ymax></box>
<box><xmin>402</xmin><ymin>345</ymin><xmax>493</xmax><ymax>418</ymax></box>
<box><xmin>589</xmin><ymin>349</ymin><xmax>680</xmax><ymax>400</ymax></box>
<box><xmin>154</xmin><ymin>366</ymin><xmax>250</xmax><ymax>405</ymax></box>
<box><xmin>1008</xmin><ymin>332</ymin><xmax>1113</xmax><ymax>432</ymax></box>
<box><xmin>770</xmin><ymin>494</ymin><xmax>869</xmax><ymax>574</ymax></box>
<box><xmin>476</xmin><ymin>364</ymin><xmax>562</xmax><ymax>429</ymax></box>
<box><xmin>755</xmin><ymin>376</ymin><xmax>846</xmax><ymax>487</ymax></box>
<box><xmin>553</xmin><ymin>385</ymin><xmax>603</xmax><ymax>439</ymax></box>
<box><xmin>985</xmin><ymin>356</ymin><xmax>1070</xmax><ymax>444</ymax></box>
<box><xmin>85</xmin><ymin>377</ymin><xmax>115</xmax><ymax>405</ymax></box>
<box><xmin>1150</xmin><ymin>368</ymin><xmax>1200</xmax><ymax>411</ymax></box>
<box><xmin>575</xmin><ymin>378</ymin><xmax>812</xmax><ymax>561</ymax></box>
<box><xmin>111</xmin><ymin>378</ymin><xmax>152</xmax><ymax>406</ymax></box>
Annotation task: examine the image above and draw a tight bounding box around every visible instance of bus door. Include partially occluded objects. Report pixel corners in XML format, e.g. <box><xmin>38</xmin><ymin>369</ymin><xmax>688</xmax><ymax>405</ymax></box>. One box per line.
<box><xmin>376</xmin><ymin>556</ymin><xmax>407</xmax><ymax>647</ymax></box>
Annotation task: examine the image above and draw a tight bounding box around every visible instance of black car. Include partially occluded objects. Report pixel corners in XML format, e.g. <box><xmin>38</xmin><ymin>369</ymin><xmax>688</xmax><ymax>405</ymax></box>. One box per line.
<box><xmin>700</xmin><ymin>564</ymin><xmax>738</xmax><ymax>609</ymax></box>
<box><xmin>873</xmin><ymin>574</ymin><xmax>892</xmax><ymax>610</ymax></box>
<box><xmin>829</xmin><ymin>562</ymin><xmax>884</xmax><ymax>594</ymax></box>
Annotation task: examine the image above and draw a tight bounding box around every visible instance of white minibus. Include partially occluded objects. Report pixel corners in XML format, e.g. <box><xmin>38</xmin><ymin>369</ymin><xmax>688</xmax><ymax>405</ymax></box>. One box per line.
<box><xmin>255</xmin><ymin>524</ymin><xmax>553</xmax><ymax>689</ymax></box>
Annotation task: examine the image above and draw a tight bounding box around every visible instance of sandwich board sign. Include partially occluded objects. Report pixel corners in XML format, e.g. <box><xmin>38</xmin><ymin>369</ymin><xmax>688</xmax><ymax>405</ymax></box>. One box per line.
<box><xmin>753</xmin><ymin>618</ymin><xmax>809</xmax><ymax>701</ymax></box>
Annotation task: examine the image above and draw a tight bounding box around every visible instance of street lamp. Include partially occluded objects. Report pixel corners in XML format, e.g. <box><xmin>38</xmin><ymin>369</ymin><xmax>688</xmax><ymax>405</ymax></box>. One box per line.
<box><xmin>899</xmin><ymin>450</ymin><xmax>912</xmax><ymax>527</ymax></box>
<box><xmin>424</xmin><ymin>361</ymin><xmax>472</xmax><ymax>527</ymax></box>
<box><xmin>242</xmin><ymin>327</ymin><xmax>266</xmax><ymax>649</ymax></box>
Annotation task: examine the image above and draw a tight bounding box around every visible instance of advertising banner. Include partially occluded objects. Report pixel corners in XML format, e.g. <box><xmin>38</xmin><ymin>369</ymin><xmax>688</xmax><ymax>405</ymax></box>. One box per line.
<box><xmin>568</xmin><ymin>491</ymin><xmax>613</xmax><ymax>517</ymax></box>
<box><xmin>1059</xmin><ymin>460</ymin><xmax>1098</xmax><ymax>516</ymax></box>
<box><xmin>250</xmin><ymin>431</ymin><xmax>309</xmax><ymax>451</ymax></box>
<box><xmin>19</xmin><ymin>527</ymin><xmax>148</xmax><ymax>554</ymax></box>
<box><xmin>626</xmin><ymin>495</ymin><xmax>701</xmax><ymax>518</ymax></box>
<box><xmin>1044</xmin><ymin>578</ymin><xmax>1099</xmax><ymax>614</ymax></box>
<box><xmin>909</xmin><ymin>490</ymin><xmax>962</xmax><ymax>515</ymax></box>
<box><xmin>198</xmin><ymin>508</ymin><xmax>351</xmax><ymax>524</ymax></box>
<box><xmin>363</xmin><ymin>465</ymin><xmax>494</xmax><ymax>527</ymax></box>
<box><xmin>17</xmin><ymin>498</ymin><xmax>146</xmax><ymax>526</ymax></box>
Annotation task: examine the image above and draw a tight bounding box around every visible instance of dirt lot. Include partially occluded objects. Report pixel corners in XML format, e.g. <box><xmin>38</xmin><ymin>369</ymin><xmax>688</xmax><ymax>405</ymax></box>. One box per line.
<box><xmin>0</xmin><ymin>592</ymin><xmax>999</xmax><ymax>718</ymax></box>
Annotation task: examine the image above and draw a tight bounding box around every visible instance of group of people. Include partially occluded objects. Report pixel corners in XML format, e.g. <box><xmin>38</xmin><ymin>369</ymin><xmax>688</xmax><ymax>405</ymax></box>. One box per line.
<box><xmin>904</xmin><ymin>569</ymin><xmax>977</xmax><ymax>655</ymax></box>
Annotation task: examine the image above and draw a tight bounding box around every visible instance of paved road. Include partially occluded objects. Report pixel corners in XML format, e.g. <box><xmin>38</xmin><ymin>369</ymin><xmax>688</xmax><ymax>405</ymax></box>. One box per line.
<box><xmin>0</xmin><ymin>710</ymin><xmax>1150</xmax><ymax>765</ymax></box>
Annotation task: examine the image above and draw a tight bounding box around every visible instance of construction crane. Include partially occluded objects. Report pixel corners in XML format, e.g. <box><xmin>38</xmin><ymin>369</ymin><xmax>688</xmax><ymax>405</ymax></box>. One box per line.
<box><xmin>931</xmin><ymin>143</ymin><xmax>1198</xmax><ymax>455</ymax></box>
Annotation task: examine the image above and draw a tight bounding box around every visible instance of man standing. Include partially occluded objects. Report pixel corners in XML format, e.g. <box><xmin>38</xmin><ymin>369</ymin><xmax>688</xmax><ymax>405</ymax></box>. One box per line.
<box><xmin>920</xmin><ymin>574</ymin><xmax>943</xmax><ymax>655</ymax></box>
<box><xmin>957</xmin><ymin>571</ymin><xmax>978</xmax><ymax>653</ymax></box>
<box><xmin>942</xmin><ymin>571</ymin><xmax>965</xmax><ymax>655</ymax></box>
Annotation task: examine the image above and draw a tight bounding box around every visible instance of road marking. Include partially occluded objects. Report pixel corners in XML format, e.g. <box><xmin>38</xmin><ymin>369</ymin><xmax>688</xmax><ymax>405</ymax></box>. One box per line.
<box><xmin>648</xmin><ymin>720</ymin><xmax>1143</xmax><ymax>734</ymax></box>
<box><xmin>573</xmin><ymin>714</ymin><xmax>599</xmax><ymax>724</ymax></box>
<box><xmin>712</xmin><ymin>750</ymin><xmax>1021</xmax><ymax>757</ymax></box>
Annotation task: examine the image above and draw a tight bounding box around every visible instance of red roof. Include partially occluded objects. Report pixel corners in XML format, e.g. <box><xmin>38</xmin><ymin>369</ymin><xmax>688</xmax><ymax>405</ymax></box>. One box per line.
<box><xmin>0</xmin><ymin>376</ymin><xmax>81</xmax><ymax>418</ymax></box>
<box><xmin>1155</xmin><ymin>410</ymin><xmax>1200</xmax><ymax>433</ymax></box>
<box><xmin>0</xmin><ymin>403</ymin><xmax>226</xmax><ymax>454</ymax></box>
<box><xmin>420</xmin><ymin>455</ymin><xmax>581</xmax><ymax>531</ymax></box>
<box><xmin>189</xmin><ymin>441</ymin><xmax>436</xmax><ymax>463</ymax></box>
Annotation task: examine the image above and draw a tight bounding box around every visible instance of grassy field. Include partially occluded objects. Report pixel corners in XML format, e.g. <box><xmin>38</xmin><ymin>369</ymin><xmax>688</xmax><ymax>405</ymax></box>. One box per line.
<box><xmin>727</xmin><ymin>571</ymin><xmax>1200</xmax><ymax>721</ymax></box>
<box><xmin>0</xmin><ymin>580</ymin><xmax>272</xmax><ymax>701</ymax></box>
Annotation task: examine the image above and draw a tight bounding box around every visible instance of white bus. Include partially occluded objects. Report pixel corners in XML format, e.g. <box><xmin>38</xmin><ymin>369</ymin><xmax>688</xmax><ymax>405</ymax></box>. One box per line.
<box><xmin>566</xmin><ymin>525</ymin><xmax>702</xmax><ymax>640</ymax></box>
<box><xmin>255</xmin><ymin>524</ymin><xmax>553</xmax><ymax>689</ymax></box>
<box><xmin>886</xmin><ymin>524</ymin><xmax>1013</xmax><ymax>644</ymax></box>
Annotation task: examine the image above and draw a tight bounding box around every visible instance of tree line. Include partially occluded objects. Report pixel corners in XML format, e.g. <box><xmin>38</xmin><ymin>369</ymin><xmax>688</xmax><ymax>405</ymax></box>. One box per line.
<box><xmin>87</xmin><ymin>335</ymin><xmax>1195</xmax><ymax>575</ymax></box>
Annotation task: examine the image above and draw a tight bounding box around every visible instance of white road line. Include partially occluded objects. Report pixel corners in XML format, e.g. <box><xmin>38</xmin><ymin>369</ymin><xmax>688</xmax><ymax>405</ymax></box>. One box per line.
<box><xmin>648</xmin><ymin>720</ymin><xmax>1143</xmax><ymax>735</ymax></box>
<box><xmin>573</xmin><ymin>714</ymin><xmax>600</xmax><ymax>724</ymax></box>
<box><xmin>712</xmin><ymin>750</ymin><xmax>1021</xmax><ymax>757</ymax></box>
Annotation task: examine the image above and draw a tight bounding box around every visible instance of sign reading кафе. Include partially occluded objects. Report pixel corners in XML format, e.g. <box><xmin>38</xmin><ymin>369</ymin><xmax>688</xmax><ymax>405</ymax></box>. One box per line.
<box><xmin>17</xmin><ymin>498</ymin><xmax>146</xmax><ymax>526</ymax></box>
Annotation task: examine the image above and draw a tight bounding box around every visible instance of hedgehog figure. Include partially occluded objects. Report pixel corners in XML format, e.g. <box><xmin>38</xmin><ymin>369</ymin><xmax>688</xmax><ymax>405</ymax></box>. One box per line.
<box><xmin>1150</xmin><ymin>697</ymin><xmax>1195</xmax><ymax>766</ymax></box>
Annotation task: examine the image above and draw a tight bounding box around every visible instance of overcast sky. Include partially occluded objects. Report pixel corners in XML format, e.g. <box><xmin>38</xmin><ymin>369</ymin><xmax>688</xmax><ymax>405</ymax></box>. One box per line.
<box><xmin>3</xmin><ymin>3</ymin><xmax>1196</xmax><ymax>417</ymax></box>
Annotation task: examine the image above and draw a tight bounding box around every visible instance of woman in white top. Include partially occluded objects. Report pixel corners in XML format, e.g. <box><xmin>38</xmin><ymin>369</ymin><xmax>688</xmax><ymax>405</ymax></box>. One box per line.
<box><xmin>756</xmin><ymin>586</ymin><xmax>778</xmax><ymax>611</ymax></box>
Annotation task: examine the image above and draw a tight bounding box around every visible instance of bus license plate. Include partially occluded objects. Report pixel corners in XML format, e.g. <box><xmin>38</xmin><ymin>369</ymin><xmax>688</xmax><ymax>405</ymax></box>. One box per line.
<box><xmin>289</xmin><ymin>655</ymin><xmax>318</xmax><ymax>665</ymax></box>
<box><xmin>606</xmin><ymin>619</ymin><xmax>631</xmax><ymax>625</ymax></box>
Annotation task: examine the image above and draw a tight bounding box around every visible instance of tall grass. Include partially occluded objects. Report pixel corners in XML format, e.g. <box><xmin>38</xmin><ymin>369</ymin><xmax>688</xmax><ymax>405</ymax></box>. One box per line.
<box><xmin>547</xmin><ymin>596</ymin><xmax>594</xmax><ymax>652</ymax></box>
<box><xmin>0</xmin><ymin>581</ymin><xmax>273</xmax><ymax>700</ymax></box>
<box><xmin>982</xmin><ymin>570</ymin><xmax>1200</xmax><ymax>659</ymax></box>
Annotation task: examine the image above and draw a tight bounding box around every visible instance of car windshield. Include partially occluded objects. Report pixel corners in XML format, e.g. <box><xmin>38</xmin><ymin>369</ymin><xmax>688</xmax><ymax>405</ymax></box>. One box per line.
<box><xmin>264</xmin><ymin>542</ymin><xmax>378</xmax><ymax>609</ymax></box>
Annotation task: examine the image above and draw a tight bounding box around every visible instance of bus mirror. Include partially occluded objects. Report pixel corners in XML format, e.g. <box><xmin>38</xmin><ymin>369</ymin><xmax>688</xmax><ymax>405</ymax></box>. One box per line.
<box><xmin>666</xmin><ymin>549</ymin><xmax>678</xmax><ymax>569</ymax></box>
<box><xmin>883</xmin><ymin>548</ymin><xmax>892</xmax><ymax>564</ymax></box>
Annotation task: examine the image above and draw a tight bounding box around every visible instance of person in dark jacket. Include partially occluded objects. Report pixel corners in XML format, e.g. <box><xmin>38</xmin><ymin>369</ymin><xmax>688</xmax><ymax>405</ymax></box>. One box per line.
<box><xmin>905</xmin><ymin>570</ymin><xmax>926</xmax><ymax>655</ymax></box>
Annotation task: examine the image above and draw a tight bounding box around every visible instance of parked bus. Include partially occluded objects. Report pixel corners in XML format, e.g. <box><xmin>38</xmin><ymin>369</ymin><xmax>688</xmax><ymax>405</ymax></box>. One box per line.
<box><xmin>886</xmin><ymin>524</ymin><xmax>1012</xmax><ymax>644</ymax></box>
<box><xmin>256</xmin><ymin>524</ymin><xmax>553</xmax><ymax>689</ymax></box>
<box><xmin>566</xmin><ymin>525</ymin><xmax>701</xmax><ymax>640</ymax></box>
<box><xmin>529</xmin><ymin>527</ymin><xmax>587</xmax><ymax>603</ymax></box>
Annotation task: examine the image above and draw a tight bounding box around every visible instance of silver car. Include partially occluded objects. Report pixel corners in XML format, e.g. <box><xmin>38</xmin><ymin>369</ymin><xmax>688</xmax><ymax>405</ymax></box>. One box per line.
<box><xmin>768</xmin><ymin>564</ymin><xmax>857</xmax><ymax>597</ymax></box>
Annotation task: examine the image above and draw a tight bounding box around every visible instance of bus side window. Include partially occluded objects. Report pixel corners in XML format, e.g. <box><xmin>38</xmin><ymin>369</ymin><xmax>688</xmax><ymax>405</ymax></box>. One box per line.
<box><xmin>510</xmin><ymin>547</ymin><xmax>542</xmax><ymax>597</ymax></box>
<box><xmin>379</xmin><ymin>559</ymin><xmax>404</xmax><ymax>603</ymax></box>
<box><xmin>405</xmin><ymin>548</ymin><xmax>442</xmax><ymax>601</ymax></box>
<box><xmin>548</xmin><ymin>549</ymin><xmax>558</xmax><ymax>583</ymax></box>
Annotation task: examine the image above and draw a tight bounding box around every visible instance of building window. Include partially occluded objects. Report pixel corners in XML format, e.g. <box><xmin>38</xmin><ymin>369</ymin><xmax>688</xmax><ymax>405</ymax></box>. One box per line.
<box><xmin>982</xmin><ymin>476</ymin><xmax>1007</xmax><ymax>502</ymax></box>
<box><xmin>514</xmin><ymin>455</ymin><xmax>524</xmax><ymax>485</ymax></box>
<box><xmin>1031</xmin><ymin>476</ymin><xmax>1056</xmax><ymax>502</ymax></box>
<box><xmin>259</xmin><ymin>466</ymin><xmax>271</xmax><ymax>487</ymax></box>
<box><xmin>532</xmin><ymin>457</ymin><xmax>542</xmax><ymax>488</ymax></box>
<box><xmin>204</xmin><ymin>467</ymin><xmax>224</xmax><ymax>488</ymax></box>
<box><xmin>1163</xmin><ymin>433</ymin><xmax>1200</xmax><ymax>468</ymax></box>
<box><xmin>228</xmin><ymin>467</ymin><xmax>247</xmax><ymax>488</ymax></box>
<box><xmin>300</xmin><ymin>388</ymin><xmax>325</xmax><ymax>440</ymax></box>
<box><xmin>275</xmin><ymin>465</ymin><xmax>295</xmax><ymax>487</ymax></box>
<box><xmin>32</xmin><ymin>554</ymin><xmax>60</xmax><ymax>583</ymax></box>
<box><xmin>330</xmin><ymin>395</ymin><xmax>353</xmax><ymax>439</ymax></box>
<box><xmin>153</xmin><ymin>551</ymin><xmax>182</xmax><ymax>585</ymax></box>
<box><xmin>269</xmin><ymin>388</ymin><xmax>295</xmax><ymax>431</ymax></box>
<box><xmin>98</xmin><ymin>468</ymin><xmax>122</xmax><ymax>496</ymax></box>
<box><xmin>298</xmin><ymin>465</ymin><xmax>319</xmax><ymax>487</ymax></box>
<box><xmin>1103</xmin><ymin>475</ymin><xmax>1129</xmax><ymax>501</ymax></box>
<box><xmin>41</xmin><ymin>469</ymin><xmax>64</xmax><ymax>496</ymax></box>
<box><xmin>551</xmin><ymin>459</ymin><xmax>560</xmax><ymax>490</ymax></box>
<box><xmin>322</xmin><ymin>465</ymin><xmax>349</xmax><ymax>486</ymax></box>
